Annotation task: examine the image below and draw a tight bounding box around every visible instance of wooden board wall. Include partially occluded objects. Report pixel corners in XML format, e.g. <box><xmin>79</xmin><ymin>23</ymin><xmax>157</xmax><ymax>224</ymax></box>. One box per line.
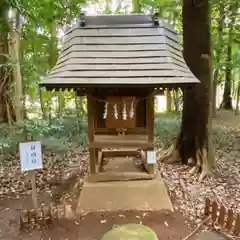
<box><xmin>93</xmin><ymin>93</ymin><xmax>147</xmax><ymax>130</ymax></box>
<box><xmin>106</xmin><ymin>96</ymin><xmax>136</xmax><ymax>129</ymax></box>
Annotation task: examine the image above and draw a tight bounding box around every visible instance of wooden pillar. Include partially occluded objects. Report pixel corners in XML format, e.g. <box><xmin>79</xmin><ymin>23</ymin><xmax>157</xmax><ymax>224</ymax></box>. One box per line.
<box><xmin>146</xmin><ymin>92</ymin><xmax>154</xmax><ymax>143</ymax></box>
<box><xmin>87</xmin><ymin>95</ymin><xmax>96</xmax><ymax>174</ymax></box>
<box><xmin>146</xmin><ymin>92</ymin><xmax>155</xmax><ymax>175</ymax></box>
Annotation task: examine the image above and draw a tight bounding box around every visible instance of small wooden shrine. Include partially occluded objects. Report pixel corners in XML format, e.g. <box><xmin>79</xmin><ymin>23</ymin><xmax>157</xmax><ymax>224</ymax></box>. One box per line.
<box><xmin>40</xmin><ymin>14</ymin><xmax>199</xmax><ymax>182</ymax></box>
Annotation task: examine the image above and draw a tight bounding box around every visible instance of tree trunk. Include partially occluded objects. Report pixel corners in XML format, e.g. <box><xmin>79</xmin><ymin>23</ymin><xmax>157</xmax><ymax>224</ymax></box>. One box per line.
<box><xmin>10</xmin><ymin>9</ymin><xmax>23</xmax><ymax>121</ymax></box>
<box><xmin>39</xmin><ymin>87</ymin><xmax>47</xmax><ymax>119</ymax></box>
<box><xmin>212</xmin><ymin>1</ymin><xmax>225</xmax><ymax>117</ymax></box>
<box><xmin>132</xmin><ymin>0</ymin><xmax>141</xmax><ymax>13</ymax></box>
<box><xmin>159</xmin><ymin>0</ymin><xmax>214</xmax><ymax>180</ymax></box>
<box><xmin>235</xmin><ymin>82</ymin><xmax>240</xmax><ymax>115</ymax></box>
<box><xmin>212</xmin><ymin>79</ymin><xmax>217</xmax><ymax>117</ymax></box>
<box><xmin>220</xmin><ymin>2</ymin><xmax>239</xmax><ymax>110</ymax></box>
<box><xmin>173</xmin><ymin>89</ymin><xmax>180</xmax><ymax>112</ymax></box>
<box><xmin>75</xmin><ymin>93</ymin><xmax>85</xmax><ymax>118</ymax></box>
<box><xmin>0</xmin><ymin>2</ymin><xmax>15</xmax><ymax>123</ymax></box>
<box><xmin>221</xmin><ymin>44</ymin><xmax>233</xmax><ymax>109</ymax></box>
<box><xmin>48</xmin><ymin>21</ymin><xmax>58</xmax><ymax>69</ymax></box>
<box><xmin>57</xmin><ymin>89</ymin><xmax>64</xmax><ymax>117</ymax></box>
<box><xmin>42</xmin><ymin>17</ymin><xmax>58</xmax><ymax>120</ymax></box>
<box><xmin>166</xmin><ymin>89</ymin><xmax>172</xmax><ymax>112</ymax></box>
<box><xmin>104</xmin><ymin>0</ymin><xmax>112</xmax><ymax>13</ymax></box>
<box><xmin>75</xmin><ymin>93</ymin><xmax>80</xmax><ymax>118</ymax></box>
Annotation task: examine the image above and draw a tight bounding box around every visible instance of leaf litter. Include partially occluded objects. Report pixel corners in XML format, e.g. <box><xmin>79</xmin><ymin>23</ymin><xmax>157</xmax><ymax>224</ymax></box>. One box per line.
<box><xmin>0</xmin><ymin>110</ymin><xmax>239</xmax><ymax>239</ymax></box>
<box><xmin>0</xmin><ymin>145</ymin><xmax>88</xmax><ymax>202</ymax></box>
<box><xmin>158</xmin><ymin>113</ymin><xmax>240</xmax><ymax>230</ymax></box>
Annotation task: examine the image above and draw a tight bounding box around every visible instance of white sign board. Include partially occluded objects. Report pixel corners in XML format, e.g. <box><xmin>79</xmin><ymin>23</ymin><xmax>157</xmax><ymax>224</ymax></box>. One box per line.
<box><xmin>19</xmin><ymin>141</ymin><xmax>43</xmax><ymax>172</ymax></box>
<box><xmin>147</xmin><ymin>151</ymin><xmax>156</xmax><ymax>164</ymax></box>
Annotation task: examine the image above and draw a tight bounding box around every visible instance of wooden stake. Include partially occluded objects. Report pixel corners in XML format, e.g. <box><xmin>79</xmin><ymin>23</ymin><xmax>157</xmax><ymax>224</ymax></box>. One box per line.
<box><xmin>30</xmin><ymin>170</ymin><xmax>38</xmax><ymax>208</ymax></box>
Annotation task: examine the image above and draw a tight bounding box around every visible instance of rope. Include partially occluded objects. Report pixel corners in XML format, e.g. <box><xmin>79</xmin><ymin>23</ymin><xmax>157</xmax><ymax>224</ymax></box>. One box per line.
<box><xmin>85</xmin><ymin>90</ymin><xmax>156</xmax><ymax>105</ymax></box>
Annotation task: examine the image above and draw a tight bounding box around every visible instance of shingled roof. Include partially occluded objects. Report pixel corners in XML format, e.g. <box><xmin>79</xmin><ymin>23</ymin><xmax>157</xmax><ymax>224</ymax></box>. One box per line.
<box><xmin>40</xmin><ymin>14</ymin><xmax>199</xmax><ymax>89</ymax></box>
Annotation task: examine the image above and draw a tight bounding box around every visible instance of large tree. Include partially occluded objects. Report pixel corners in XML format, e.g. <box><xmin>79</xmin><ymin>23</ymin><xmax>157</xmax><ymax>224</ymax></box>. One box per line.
<box><xmin>0</xmin><ymin>1</ymin><xmax>16</xmax><ymax>123</ymax></box>
<box><xmin>159</xmin><ymin>0</ymin><xmax>214</xmax><ymax>181</ymax></box>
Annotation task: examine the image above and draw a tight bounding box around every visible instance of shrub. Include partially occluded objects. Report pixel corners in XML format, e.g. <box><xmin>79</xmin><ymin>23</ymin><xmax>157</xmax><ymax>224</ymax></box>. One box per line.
<box><xmin>0</xmin><ymin>118</ymin><xmax>88</xmax><ymax>155</ymax></box>
<box><xmin>0</xmin><ymin>114</ymin><xmax>233</xmax><ymax>156</ymax></box>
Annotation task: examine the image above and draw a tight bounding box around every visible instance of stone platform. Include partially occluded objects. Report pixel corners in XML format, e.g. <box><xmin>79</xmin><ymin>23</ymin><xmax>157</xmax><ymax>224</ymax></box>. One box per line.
<box><xmin>76</xmin><ymin>172</ymin><xmax>173</xmax><ymax>214</ymax></box>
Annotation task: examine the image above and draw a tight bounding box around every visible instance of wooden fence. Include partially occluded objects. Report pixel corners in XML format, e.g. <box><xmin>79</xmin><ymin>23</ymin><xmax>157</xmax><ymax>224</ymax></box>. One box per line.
<box><xmin>204</xmin><ymin>198</ymin><xmax>240</xmax><ymax>235</ymax></box>
<box><xmin>19</xmin><ymin>204</ymin><xmax>75</xmax><ymax>230</ymax></box>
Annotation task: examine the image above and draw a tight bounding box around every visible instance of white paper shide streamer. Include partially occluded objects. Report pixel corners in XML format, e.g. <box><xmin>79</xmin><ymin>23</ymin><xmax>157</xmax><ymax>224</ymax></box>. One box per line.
<box><xmin>114</xmin><ymin>104</ymin><xmax>118</xmax><ymax>119</ymax></box>
<box><xmin>103</xmin><ymin>102</ymin><xmax>108</xmax><ymax>119</ymax></box>
<box><xmin>122</xmin><ymin>101</ymin><xmax>127</xmax><ymax>120</ymax></box>
<box><xmin>103</xmin><ymin>99</ymin><xmax>135</xmax><ymax>120</ymax></box>
<box><xmin>129</xmin><ymin>100</ymin><xmax>135</xmax><ymax>119</ymax></box>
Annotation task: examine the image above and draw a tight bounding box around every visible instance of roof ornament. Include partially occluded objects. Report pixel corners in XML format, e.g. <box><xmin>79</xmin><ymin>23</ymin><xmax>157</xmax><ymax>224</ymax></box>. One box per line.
<box><xmin>79</xmin><ymin>12</ymin><xmax>86</xmax><ymax>27</ymax></box>
<box><xmin>152</xmin><ymin>12</ymin><xmax>159</xmax><ymax>26</ymax></box>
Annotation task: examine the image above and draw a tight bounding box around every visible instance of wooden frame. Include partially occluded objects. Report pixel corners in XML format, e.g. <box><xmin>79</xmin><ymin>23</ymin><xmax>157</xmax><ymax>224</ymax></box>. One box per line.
<box><xmin>145</xmin><ymin>92</ymin><xmax>155</xmax><ymax>174</ymax></box>
<box><xmin>86</xmin><ymin>87</ymin><xmax>156</xmax><ymax>179</ymax></box>
<box><xmin>39</xmin><ymin>13</ymin><xmax>200</xmax><ymax>184</ymax></box>
<box><xmin>87</xmin><ymin>95</ymin><xmax>96</xmax><ymax>174</ymax></box>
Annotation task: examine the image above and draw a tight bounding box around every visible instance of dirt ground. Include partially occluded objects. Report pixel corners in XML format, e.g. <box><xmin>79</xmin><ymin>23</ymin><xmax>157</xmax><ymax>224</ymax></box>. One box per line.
<box><xmin>0</xmin><ymin>110</ymin><xmax>239</xmax><ymax>239</ymax></box>
<box><xmin>3</xmin><ymin>211</ymin><xmax>192</xmax><ymax>240</ymax></box>
<box><xmin>0</xmin><ymin>173</ymin><xmax>193</xmax><ymax>239</ymax></box>
<box><xmin>213</xmin><ymin>109</ymin><xmax>240</xmax><ymax>129</ymax></box>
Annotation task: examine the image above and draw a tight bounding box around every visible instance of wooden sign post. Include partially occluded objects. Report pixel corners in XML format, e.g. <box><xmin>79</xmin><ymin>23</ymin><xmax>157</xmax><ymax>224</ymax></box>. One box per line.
<box><xmin>19</xmin><ymin>141</ymin><xmax>43</xmax><ymax>208</ymax></box>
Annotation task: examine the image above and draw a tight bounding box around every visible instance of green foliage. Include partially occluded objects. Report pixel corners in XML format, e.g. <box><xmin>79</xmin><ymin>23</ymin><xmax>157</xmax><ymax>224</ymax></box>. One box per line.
<box><xmin>154</xmin><ymin>114</ymin><xmax>235</xmax><ymax>149</ymax></box>
<box><xmin>0</xmin><ymin>115</ymin><xmax>233</xmax><ymax>156</ymax></box>
<box><xmin>0</xmin><ymin>118</ymin><xmax>88</xmax><ymax>155</ymax></box>
<box><xmin>7</xmin><ymin>0</ymin><xmax>87</xmax><ymax>107</ymax></box>
<box><xmin>155</xmin><ymin>115</ymin><xmax>181</xmax><ymax>146</ymax></box>
<box><xmin>1</xmin><ymin>0</ymin><xmax>239</xmax><ymax>158</ymax></box>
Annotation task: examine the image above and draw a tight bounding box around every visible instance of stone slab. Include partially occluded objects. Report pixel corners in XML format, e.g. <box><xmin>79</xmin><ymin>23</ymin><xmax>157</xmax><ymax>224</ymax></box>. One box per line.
<box><xmin>196</xmin><ymin>231</ymin><xmax>226</xmax><ymax>240</ymax></box>
<box><xmin>76</xmin><ymin>172</ymin><xmax>173</xmax><ymax>214</ymax></box>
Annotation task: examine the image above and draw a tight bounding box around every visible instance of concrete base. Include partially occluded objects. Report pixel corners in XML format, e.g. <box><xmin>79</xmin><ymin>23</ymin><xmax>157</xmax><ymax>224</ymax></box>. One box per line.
<box><xmin>76</xmin><ymin>172</ymin><xmax>173</xmax><ymax>214</ymax></box>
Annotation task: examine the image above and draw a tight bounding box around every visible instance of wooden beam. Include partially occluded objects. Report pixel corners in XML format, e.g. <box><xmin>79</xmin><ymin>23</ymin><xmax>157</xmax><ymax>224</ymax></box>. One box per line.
<box><xmin>144</xmin><ymin>96</ymin><xmax>156</xmax><ymax>176</ymax></box>
<box><xmin>90</xmin><ymin>134</ymin><xmax>152</xmax><ymax>148</ymax></box>
<box><xmin>146</xmin><ymin>92</ymin><xmax>154</xmax><ymax>142</ymax></box>
<box><xmin>87</xmin><ymin>95</ymin><xmax>95</xmax><ymax>142</ymax></box>
<box><xmin>89</xmin><ymin>149</ymin><xmax>96</xmax><ymax>174</ymax></box>
<box><xmin>97</xmin><ymin>150</ymin><xmax>103</xmax><ymax>173</ymax></box>
<box><xmin>87</xmin><ymin>172</ymin><xmax>154</xmax><ymax>183</ymax></box>
<box><xmin>87</xmin><ymin>95</ymin><xmax>96</xmax><ymax>174</ymax></box>
<box><xmin>102</xmin><ymin>150</ymin><xmax>139</xmax><ymax>158</ymax></box>
<box><xmin>97</xmin><ymin>149</ymin><xmax>102</xmax><ymax>166</ymax></box>
<box><xmin>95</xmin><ymin>127</ymin><xmax>147</xmax><ymax>135</ymax></box>
<box><xmin>89</xmin><ymin>141</ymin><xmax>153</xmax><ymax>149</ymax></box>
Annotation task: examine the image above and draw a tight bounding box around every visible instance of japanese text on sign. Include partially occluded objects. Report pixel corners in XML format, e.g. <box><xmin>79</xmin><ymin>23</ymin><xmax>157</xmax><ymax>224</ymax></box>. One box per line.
<box><xmin>19</xmin><ymin>141</ymin><xmax>43</xmax><ymax>172</ymax></box>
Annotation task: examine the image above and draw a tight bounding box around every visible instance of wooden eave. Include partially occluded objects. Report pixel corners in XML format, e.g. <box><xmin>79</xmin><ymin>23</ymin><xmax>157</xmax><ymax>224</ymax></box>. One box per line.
<box><xmin>39</xmin><ymin>14</ymin><xmax>200</xmax><ymax>90</ymax></box>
